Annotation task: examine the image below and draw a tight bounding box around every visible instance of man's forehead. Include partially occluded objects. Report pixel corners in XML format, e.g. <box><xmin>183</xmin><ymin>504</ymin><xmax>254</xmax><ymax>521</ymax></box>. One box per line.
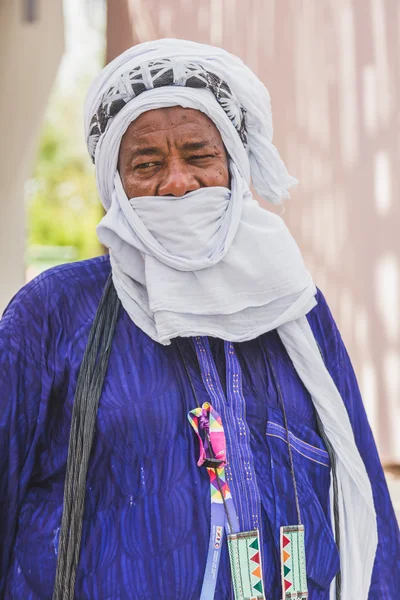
<box><xmin>121</xmin><ymin>108</ymin><xmax>223</xmax><ymax>151</ymax></box>
<box><xmin>127</xmin><ymin>107</ymin><xmax>216</xmax><ymax>135</ymax></box>
<box><xmin>129</xmin><ymin>119</ymin><xmax>211</xmax><ymax>139</ymax></box>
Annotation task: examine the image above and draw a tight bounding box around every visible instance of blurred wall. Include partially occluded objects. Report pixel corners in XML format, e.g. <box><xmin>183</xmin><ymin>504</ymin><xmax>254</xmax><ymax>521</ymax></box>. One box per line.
<box><xmin>0</xmin><ymin>0</ymin><xmax>64</xmax><ymax>312</ymax></box>
<box><xmin>107</xmin><ymin>0</ymin><xmax>400</xmax><ymax>463</ymax></box>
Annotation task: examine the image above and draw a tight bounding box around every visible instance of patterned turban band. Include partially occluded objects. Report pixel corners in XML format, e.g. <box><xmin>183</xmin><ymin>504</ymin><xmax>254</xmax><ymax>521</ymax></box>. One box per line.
<box><xmin>87</xmin><ymin>58</ymin><xmax>247</xmax><ymax>163</ymax></box>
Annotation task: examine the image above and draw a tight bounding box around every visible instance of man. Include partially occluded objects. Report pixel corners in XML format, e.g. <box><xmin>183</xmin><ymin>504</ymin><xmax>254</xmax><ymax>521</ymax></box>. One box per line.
<box><xmin>0</xmin><ymin>39</ymin><xmax>399</xmax><ymax>600</ymax></box>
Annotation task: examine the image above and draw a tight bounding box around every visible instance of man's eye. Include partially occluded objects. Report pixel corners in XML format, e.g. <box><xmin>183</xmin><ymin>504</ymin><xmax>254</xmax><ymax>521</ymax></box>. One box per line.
<box><xmin>189</xmin><ymin>154</ymin><xmax>215</xmax><ymax>161</ymax></box>
<box><xmin>135</xmin><ymin>162</ymin><xmax>160</xmax><ymax>169</ymax></box>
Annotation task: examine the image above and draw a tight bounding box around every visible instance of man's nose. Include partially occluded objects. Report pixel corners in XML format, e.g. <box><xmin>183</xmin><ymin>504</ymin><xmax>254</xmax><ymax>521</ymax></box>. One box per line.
<box><xmin>157</xmin><ymin>159</ymin><xmax>200</xmax><ymax>197</ymax></box>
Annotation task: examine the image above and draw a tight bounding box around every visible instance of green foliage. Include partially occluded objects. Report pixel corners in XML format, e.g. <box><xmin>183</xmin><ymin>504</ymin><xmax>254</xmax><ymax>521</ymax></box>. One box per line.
<box><xmin>27</xmin><ymin>82</ymin><xmax>103</xmax><ymax>261</ymax></box>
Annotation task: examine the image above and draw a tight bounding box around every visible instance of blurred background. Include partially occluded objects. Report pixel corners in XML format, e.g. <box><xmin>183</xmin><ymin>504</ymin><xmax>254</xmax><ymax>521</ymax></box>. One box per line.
<box><xmin>0</xmin><ymin>0</ymin><xmax>399</xmax><ymax>509</ymax></box>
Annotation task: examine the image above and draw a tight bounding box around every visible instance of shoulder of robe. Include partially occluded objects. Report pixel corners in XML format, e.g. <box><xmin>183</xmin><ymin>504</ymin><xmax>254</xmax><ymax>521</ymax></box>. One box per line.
<box><xmin>307</xmin><ymin>287</ymin><xmax>342</xmax><ymax>368</ymax></box>
<box><xmin>307</xmin><ymin>287</ymin><xmax>337</xmax><ymax>326</ymax></box>
<box><xmin>1</xmin><ymin>255</ymin><xmax>111</xmax><ymax>333</ymax></box>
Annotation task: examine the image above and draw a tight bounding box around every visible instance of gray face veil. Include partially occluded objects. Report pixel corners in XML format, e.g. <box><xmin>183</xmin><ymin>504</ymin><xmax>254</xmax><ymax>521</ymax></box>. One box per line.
<box><xmin>81</xmin><ymin>39</ymin><xmax>377</xmax><ymax>600</ymax></box>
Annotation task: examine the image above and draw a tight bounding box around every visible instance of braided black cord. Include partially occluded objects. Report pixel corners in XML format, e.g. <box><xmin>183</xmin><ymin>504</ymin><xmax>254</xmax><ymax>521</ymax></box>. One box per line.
<box><xmin>52</xmin><ymin>274</ymin><xmax>120</xmax><ymax>600</ymax></box>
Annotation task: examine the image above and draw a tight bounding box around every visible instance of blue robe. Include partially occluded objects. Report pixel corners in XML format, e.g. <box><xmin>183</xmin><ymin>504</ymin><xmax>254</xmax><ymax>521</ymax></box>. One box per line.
<box><xmin>0</xmin><ymin>255</ymin><xmax>399</xmax><ymax>599</ymax></box>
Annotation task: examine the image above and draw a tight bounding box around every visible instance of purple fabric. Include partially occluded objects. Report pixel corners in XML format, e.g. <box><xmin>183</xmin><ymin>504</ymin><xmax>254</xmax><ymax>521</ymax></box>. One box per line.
<box><xmin>0</xmin><ymin>255</ymin><xmax>399</xmax><ymax>599</ymax></box>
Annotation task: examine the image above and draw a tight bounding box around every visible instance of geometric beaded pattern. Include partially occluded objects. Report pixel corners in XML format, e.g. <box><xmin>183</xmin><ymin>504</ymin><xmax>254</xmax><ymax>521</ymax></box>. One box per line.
<box><xmin>227</xmin><ymin>530</ymin><xmax>265</xmax><ymax>600</ymax></box>
<box><xmin>187</xmin><ymin>403</ymin><xmax>231</xmax><ymax>505</ymax></box>
<box><xmin>280</xmin><ymin>525</ymin><xmax>308</xmax><ymax>599</ymax></box>
<box><xmin>87</xmin><ymin>58</ymin><xmax>247</xmax><ymax>162</ymax></box>
<box><xmin>208</xmin><ymin>466</ymin><xmax>232</xmax><ymax>504</ymax></box>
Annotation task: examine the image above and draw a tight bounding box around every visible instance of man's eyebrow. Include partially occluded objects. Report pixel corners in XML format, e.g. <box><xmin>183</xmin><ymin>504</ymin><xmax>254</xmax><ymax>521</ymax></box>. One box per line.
<box><xmin>129</xmin><ymin>140</ymin><xmax>213</xmax><ymax>158</ymax></box>
<box><xmin>130</xmin><ymin>146</ymin><xmax>163</xmax><ymax>158</ymax></box>
<box><xmin>180</xmin><ymin>141</ymin><xmax>212</xmax><ymax>152</ymax></box>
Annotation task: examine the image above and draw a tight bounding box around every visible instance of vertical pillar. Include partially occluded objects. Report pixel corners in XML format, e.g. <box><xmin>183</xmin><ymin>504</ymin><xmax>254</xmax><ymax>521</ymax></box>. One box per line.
<box><xmin>0</xmin><ymin>0</ymin><xmax>64</xmax><ymax>313</ymax></box>
<box><xmin>106</xmin><ymin>0</ymin><xmax>135</xmax><ymax>63</ymax></box>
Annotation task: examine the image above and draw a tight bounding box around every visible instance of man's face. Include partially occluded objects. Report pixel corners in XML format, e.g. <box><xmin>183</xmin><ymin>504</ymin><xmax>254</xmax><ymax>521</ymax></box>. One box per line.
<box><xmin>118</xmin><ymin>106</ymin><xmax>230</xmax><ymax>198</ymax></box>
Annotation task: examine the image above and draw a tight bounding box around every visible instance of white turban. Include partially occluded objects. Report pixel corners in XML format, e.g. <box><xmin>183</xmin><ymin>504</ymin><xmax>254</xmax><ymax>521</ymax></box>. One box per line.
<box><xmin>84</xmin><ymin>38</ymin><xmax>298</xmax><ymax>207</ymax></box>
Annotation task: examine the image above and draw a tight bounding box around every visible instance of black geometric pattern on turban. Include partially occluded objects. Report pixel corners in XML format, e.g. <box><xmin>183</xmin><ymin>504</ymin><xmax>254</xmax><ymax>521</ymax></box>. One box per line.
<box><xmin>87</xmin><ymin>59</ymin><xmax>247</xmax><ymax>163</ymax></box>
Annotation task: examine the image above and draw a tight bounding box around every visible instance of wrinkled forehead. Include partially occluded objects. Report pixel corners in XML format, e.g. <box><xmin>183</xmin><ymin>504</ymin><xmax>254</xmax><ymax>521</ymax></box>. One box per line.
<box><xmin>119</xmin><ymin>106</ymin><xmax>227</xmax><ymax>151</ymax></box>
